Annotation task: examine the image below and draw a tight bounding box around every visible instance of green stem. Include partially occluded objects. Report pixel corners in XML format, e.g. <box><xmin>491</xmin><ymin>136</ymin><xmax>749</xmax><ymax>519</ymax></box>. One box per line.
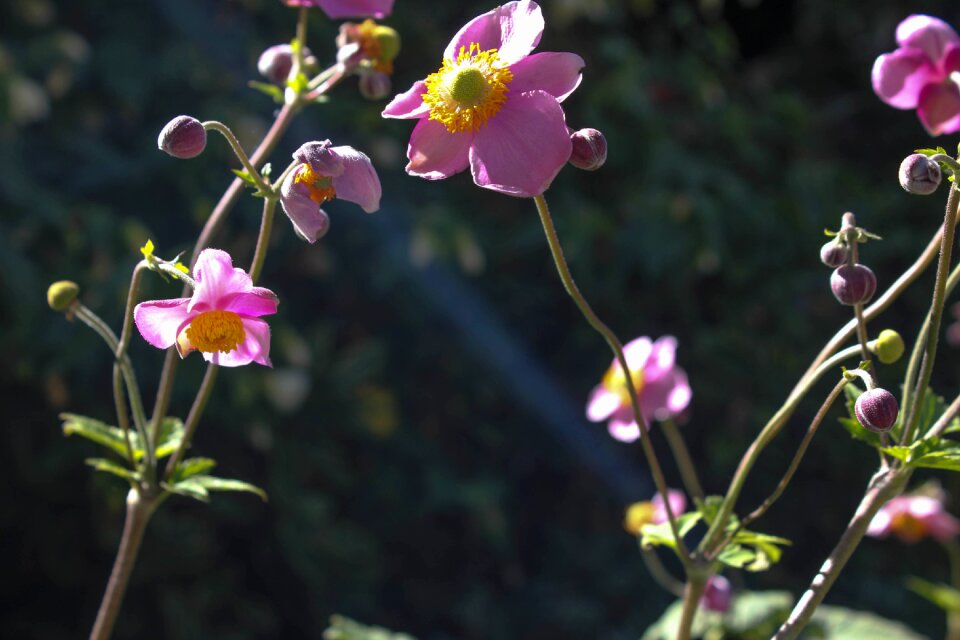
<box><xmin>677</xmin><ymin>573</ymin><xmax>708</xmax><ymax>640</ymax></box>
<box><xmin>927</xmin><ymin>393</ymin><xmax>960</xmax><ymax>439</ymax></box>
<box><xmin>945</xmin><ymin>540</ymin><xmax>960</xmax><ymax>640</ymax></box>
<box><xmin>532</xmin><ymin>193</ymin><xmax>690</xmax><ymax>562</ymax></box>
<box><xmin>249</xmin><ymin>198</ymin><xmax>277</xmax><ymax>283</ymax></box>
<box><xmin>164</xmin><ymin>365</ymin><xmax>220</xmax><ymax>480</ymax></box>
<box><xmin>661</xmin><ymin>418</ymin><xmax>705</xmax><ymax>502</ymax></box>
<box><xmin>111</xmin><ymin>366</ymin><xmax>136</xmax><ymax>465</ymax></box>
<box><xmin>202</xmin><ymin>121</ymin><xmax>274</xmax><ymax>195</ymax></box>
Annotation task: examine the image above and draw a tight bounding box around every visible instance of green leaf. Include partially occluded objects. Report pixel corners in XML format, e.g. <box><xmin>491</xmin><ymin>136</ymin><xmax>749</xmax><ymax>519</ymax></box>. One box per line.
<box><xmin>231</xmin><ymin>168</ymin><xmax>258</xmax><ymax>187</ymax></box>
<box><xmin>880</xmin><ymin>445</ymin><xmax>912</xmax><ymax>462</ymax></box>
<box><xmin>718</xmin><ymin>529</ymin><xmax>791</xmax><ymax>572</ymax></box>
<box><xmin>248</xmin><ymin>80</ymin><xmax>284</xmax><ymax>103</ymax></box>
<box><xmin>811</xmin><ymin>605</ymin><xmax>926</xmax><ymax>639</ymax></box>
<box><xmin>61</xmin><ymin>413</ymin><xmax>132</xmax><ymax>461</ymax></box>
<box><xmin>909</xmin><ymin>449</ymin><xmax>960</xmax><ymax>471</ymax></box>
<box><xmin>323</xmin><ymin>615</ymin><xmax>417</xmax><ymax>640</ymax></box>
<box><xmin>152</xmin><ymin>417</ymin><xmax>185</xmax><ymax>460</ymax></box>
<box><xmin>85</xmin><ymin>458</ymin><xmax>140</xmax><ymax>483</ymax></box>
<box><xmin>639</xmin><ymin>512</ymin><xmax>702</xmax><ymax>551</ymax></box>
<box><xmin>907</xmin><ymin>577</ymin><xmax>960</xmax><ymax>613</ymax></box>
<box><xmin>169</xmin><ymin>457</ymin><xmax>217</xmax><ymax>482</ymax></box>
<box><xmin>164</xmin><ymin>478</ymin><xmax>210</xmax><ymax>502</ymax></box>
<box><xmin>191</xmin><ymin>475</ymin><xmax>268</xmax><ymax>502</ymax></box>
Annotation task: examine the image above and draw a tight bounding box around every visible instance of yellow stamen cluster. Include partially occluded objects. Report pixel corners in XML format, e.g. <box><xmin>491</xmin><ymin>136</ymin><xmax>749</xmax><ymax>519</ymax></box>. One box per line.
<box><xmin>623</xmin><ymin>501</ymin><xmax>656</xmax><ymax>536</ymax></box>
<box><xmin>422</xmin><ymin>43</ymin><xmax>513</xmax><ymax>134</ymax></box>
<box><xmin>294</xmin><ymin>165</ymin><xmax>337</xmax><ymax>204</ymax></box>
<box><xmin>602</xmin><ymin>362</ymin><xmax>645</xmax><ymax>407</ymax></box>
<box><xmin>183</xmin><ymin>310</ymin><xmax>245</xmax><ymax>354</ymax></box>
<box><xmin>357</xmin><ymin>19</ymin><xmax>398</xmax><ymax>74</ymax></box>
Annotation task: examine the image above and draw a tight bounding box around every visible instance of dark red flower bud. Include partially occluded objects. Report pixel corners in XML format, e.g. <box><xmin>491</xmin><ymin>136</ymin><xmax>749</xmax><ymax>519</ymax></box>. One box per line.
<box><xmin>157</xmin><ymin>115</ymin><xmax>206</xmax><ymax>159</ymax></box>
<box><xmin>855</xmin><ymin>388</ymin><xmax>899</xmax><ymax>433</ymax></box>
<box><xmin>820</xmin><ymin>240</ymin><xmax>848</xmax><ymax>268</ymax></box>
<box><xmin>830</xmin><ymin>264</ymin><xmax>877</xmax><ymax>306</ymax></box>
<box><xmin>569</xmin><ymin>128</ymin><xmax>607</xmax><ymax>171</ymax></box>
<box><xmin>258</xmin><ymin>44</ymin><xmax>295</xmax><ymax>85</ymax></box>
<box><xmin>899</xmin><ymin>153</ymin><xmax>941</xmax><ymax>195</ymax></box>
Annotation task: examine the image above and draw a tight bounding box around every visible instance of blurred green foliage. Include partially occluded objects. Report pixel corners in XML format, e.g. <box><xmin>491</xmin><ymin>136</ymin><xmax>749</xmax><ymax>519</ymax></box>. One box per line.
<box><xmin>4</xmin><ymin>0</ymin><xmax>960</xmax><ymax>638</ymax></box>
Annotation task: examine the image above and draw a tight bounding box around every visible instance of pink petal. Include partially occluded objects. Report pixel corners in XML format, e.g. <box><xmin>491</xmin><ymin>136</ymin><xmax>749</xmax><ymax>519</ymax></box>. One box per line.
<box><xmin>896</xmin><ymin>14</ymin><xmax>960</xmax><ymax>63</ymax></box>
<box><xmin>314</xmin><ymin>0</ymin><xmax>394</xmax><ymax>19</ymax></box>
<box><xmin>133</xmin><ymin>298</ymin><xmax>192</xmax><ymax>349</ymax></box>
<box><xmin>469</xmin><ymin>90</ymin><xmax>571</xmax><ymax>197</ymax></box>
<box><xmin>651</xmin><ymin>489</ymin><xmax>687</xmax><ymax>523</ymax></box>
<box><xmin>444</xmin><ymin>0</ymin><xmax>544</xmax><ymax>66</ymax></box>
<box><xmin>280</xmin><ymin>174</ymin><xmax>331</xmax><ymax>243</ymax></box>
<box><xmin>645</xmin><ymin>336</ymin><xmax>678</xmax><ymax>382</ymax></box>
<box><xmin>330</xmin><ymin>145</ymin><xmax>382</xmax><ymax>212</ymax></box>
<box><xmin>204</xmin><ymin>317</ymin><xmax>272</xmax><ymax>367</ymax></box>
<box><xmin>666</xmin><ymin>369</ymin><xmax>693</xmax><ymax>415</ymax></box>
<box><xmin>221</xmin><ymin>288</ymin><xmax>279</xmax><ymax>317</ymax></box>
<box><xmin>586</xmin><ymin>386</ymin><xmax>621</xmax><ymax>422</ymax></box>
<box><xmin>294</xmin><ymin>140</ymin><xmax>345</xmax><ymax>177</ymax></box>
<box><xmin>406</xmin><ymin>118</ymin><xmax>473</xmax><ymax>179</ymax></box>
<box><xmin>622</xmin><ymin>336</ymin><xmax>653</xmax><ymax>372</ymax></box>
<box><xmin>871</xmin><ymin>49</ymin><xmax>937</xmax><ymax>109</ymax></box>
<box><xmin>189</xmin><ymin>249</ymin><xmax>253</xmax><ymax>312</ymax></box>
<box><xmin>383</xmin><ymin>81</ymin><xmax>431</xmax><ymax>120</ymax></box>
<box><xmin>508</xmin><ymin>52</ymin><xmax>585</xmax><ymax>102</ymax></box>
<box><xmin>917</xmin><ymin>82</ymin><xmax>960</xmax><ymax>135</ymax></box>
<box><xmin>608</xmin><ymin>418</ymin><xmax>641</xmax><ymax>443</ymax></box>
<box><xmin>867</xmin><ymin>509</ymin><xmax>892</xmax><ymax>538</ymax></box>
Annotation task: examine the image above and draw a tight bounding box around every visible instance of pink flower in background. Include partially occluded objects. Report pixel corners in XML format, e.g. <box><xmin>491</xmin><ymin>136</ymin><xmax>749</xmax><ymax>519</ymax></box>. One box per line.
<box><xmin>872</xmin><ymin>15</ymin><xmax>960</xmax><ymax>135</ymax></box>
<box><xmin>586</xmin><ymin>336</ymin><xmax>692</xmax><ymax>443</ymax></box>
<box><xmin>701</xmin><ymin>575</ymin><xmax>732</xmax><ymax>613</ymax></box>
<box><xmin>134</xmin><ymin>249</ymin><xmax>278</xmax><ymax>367</ymax></box>
<box><xmin>867</xmin><ymin>491</ymin><xmax>960</xmax><ymax>544</ymax></box>
<box><xmin>623</xmin><ymin>488</ymin><xmax>686</xmax><ymax>535</ymax></box>
<box><xmin>382</xmin><ymin>0</ymin><xmax>584</xmax><ymax>197</ymax></box>
<box><xmin>281</xmin><ymin>0</ymin><xmax>394</xmax><ymax>20</ymax></box>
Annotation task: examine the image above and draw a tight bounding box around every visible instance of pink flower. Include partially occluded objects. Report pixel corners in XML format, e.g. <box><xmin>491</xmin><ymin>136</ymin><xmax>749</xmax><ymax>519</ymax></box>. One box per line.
<box><xmin>134</xmin><ymin>249</ymin><xmax>278</xmax><ymax>367</ymax></box>
<box><xmin>382</xmin><ymin>0</ymin><xmax>584</xmax><ymax>197</ymax></box>
<box><xmin>623</xmin><ymin>488</ymin><xmax>687</xmax><ymax>535</ymax></box>
<box><xmin>280</xmin><ymin>140</ymin><xmax>382</xmax><ymax>243</ymax></box>
<box><xmin>281</xmin><ymin>0</ymin><xmax>394</xmax><ymax>20</ymax></box>
<box><xmin>867</xmin><ymin>491</ymin><xmax>960</xmax><ymax>544</ymax></box>
<box><xmin>701</xmin><ymin>575</ymin><xmax>732</xmax><ymax>613</ymax></box>
<box><xmin>586</xmin><ymin>336</ymin><xmax>692</xmax><ymax>443</ymax></box>
<box><xmin>872</xmin><ymin>15</ymin><xmax>960</xmax><ymax>135</ymax></box>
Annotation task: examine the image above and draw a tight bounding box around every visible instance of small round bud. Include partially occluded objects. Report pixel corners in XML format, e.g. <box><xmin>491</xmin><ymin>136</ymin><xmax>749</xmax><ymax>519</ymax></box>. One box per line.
<box><xmin>899</xmin><ymin>153</ymin><xmax>942</xmax><ymax>195</ymax></box>
<box><xmin>358</xmin><ymin>71</ymin><xmax>391</xmax><ymax>100</ymax></box>
<box><xmin>257</xmin><ymin>44</ymin><xmax>294</xmax><ymax>85</ymax></box>
<box><xmin>855</xmin><ymin>388</ymin><xmax>899</xmax><ymax>433</ymax></box>
<box><xmin>372</xmin><ymin>25</ymin><xmax>401</xmax><ymax>64</ymax></box>
<box><xmin>830</xmin><ymin>264</ymin><xmax>877</xmax><ymax>306</ymax></box>
<box><xmin>157</xmin><ymin>115</ymin><xmax>206</xmax><ymax>159</ymax></box>
<box><xmin>872</xmin><ymin>329</ymin><xmax>905</xmax><ymax>365</ymax></box>
<box><xmin>569</xmin><ymin>128</ymin><xmax>607</xmax><ymax>171</ymax></box>
<box><xmin>820</xmin><ymin>240</ymin><xmax>848</xmax><ymax>268</ymax></box>
<box><xmin>47</xmin><ymin>280</ymin><xmax>79</xmax><ymax>312</ymax></box>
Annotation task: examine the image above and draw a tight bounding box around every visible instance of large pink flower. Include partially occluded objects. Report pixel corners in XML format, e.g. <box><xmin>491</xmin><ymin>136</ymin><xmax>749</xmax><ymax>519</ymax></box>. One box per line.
<box><xmin>281</xmin><ymin>0</ymin><xmax>394</xmax><ymax>20</ymax></box>
<box><xmin>586</xmin><ymin>336</ymin><xmax>692</xmax><ymax>443</ymax></box>
<box><xmin>382</xmin><ymin>0</ymin><xmax>584</xmax><ymax>197</ymax></box>
<box><xmin>873</xmin><ymin>15</ymin><xmax>960</xmax><ymax>135</ymax></box>
<box><xmin>134</xmin><ymin>249</ymin><xmax>278</xmax><ymax>367</ymax></box>
<box><xmin>867</xmin><ymin>491</ymin><xmax>960</xmax><ymax>544</ymax></box>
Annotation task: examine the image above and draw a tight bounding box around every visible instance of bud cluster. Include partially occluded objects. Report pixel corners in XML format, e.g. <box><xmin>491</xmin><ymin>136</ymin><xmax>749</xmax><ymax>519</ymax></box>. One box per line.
<box><xmin>822</xmin><ymin>212</ymin><xmax>879</xmax><ymax>307</ymax></box>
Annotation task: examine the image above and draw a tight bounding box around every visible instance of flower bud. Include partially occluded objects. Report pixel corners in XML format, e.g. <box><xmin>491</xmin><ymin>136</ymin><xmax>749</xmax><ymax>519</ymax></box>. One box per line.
<box><xmin>701</xmin><ymin>576</ymin><xmax>732</xmax><ymax>613</ymax></box>
<box><xmin>830</xmin><ymin>264</ymin><xmax>877</xmax><ymax>306</ymax></box>
<box><xmin>157</xmin><ymin>115</ymin><xmax>206</xmax><ymax>159</ymax></box>
<box><xmin>871</xmin><ymin>329</ymin><xmax>905</xmax><ymax>365</ymax></box>
<box><xmin>372</xmin><ymin>24</ymin><xmax>401</xmax><ymax>65</ymax></box>
<box><xmin>358</xmin><ymin>71</ymin><xmax>391</xmax><ymax>100</ymax></box>
<box><xmin>569</xmin><ymin>128</ymin><xmax>607</xmax><ymax>171</ymax></box>
<box><xmin>820</xmin><ymin>240</ymin><xmax>848</xmax><ymax>268</ymax></box>
<box><xmin>47</xmin><ymin>280</ymin><xmax>79</xmax><ymax>312</ymax></box>
<box><xmin>257</xmin><ymin>44</ymin><xmax>295</xmax><ymax>85</ymax></box>
<box><xmin>899</xmin><ymin>153</ymin><xmax>942</xmax><ymax>195</ymax></box>
<box><xmin>855</xmin><ymin>388</ymin><xmax>899</xmax><ymax>433</ymax></box>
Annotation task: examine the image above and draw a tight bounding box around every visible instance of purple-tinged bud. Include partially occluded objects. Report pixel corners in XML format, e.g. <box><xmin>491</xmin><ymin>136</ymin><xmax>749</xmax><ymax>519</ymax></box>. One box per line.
<box><xmin>820</xmin><ymin>240</ymin><xmax>848</xmax><ymax>268</ymax></box>
<box><xmin>358</xmin><ymin>71</ymin><xmax>391</xmax><ymax>100</ymax></box>
<box><xmin>899</xmin><ymin>153</ymin><xmax>942</xmax><ymax>195</ymax></box>
<box><xmin>855</xmin><ymin>388</ymin><xmax>899</xmax><ymax>433</ymax></box>
<box><xmin>569</xmin><ymin>128</ymin><xmax>607</xmax><ymax>171</ymax></box>
<box><xmin>830</xmin><ymin>264</ymin><xmax>877</xmax><ymax>306</ymax></box>
<box><xmin>47</xmin><ymin>280</ymin><xmax>79</xmax><ymax>312</ymax></box>
<box><xmin>157</xmin><ymin>115</ymin><xmax>206</xmax><ymax>159</ymax></box>
<box><xmin>258</xmin><ymin>44</ymin><xmax>295</xmax><ymax>85</ymax></box>
<box><xmin>701</xmin><ymin>575</ymin><xmax>732</xmax><ymax>613</ymax></box>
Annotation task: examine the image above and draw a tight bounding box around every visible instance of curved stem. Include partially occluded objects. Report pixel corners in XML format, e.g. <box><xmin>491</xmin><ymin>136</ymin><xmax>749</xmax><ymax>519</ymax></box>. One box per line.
<box><xmin>639</xmin><ymin>542</ymin><xmax>685</xmax><ymax>597</ymax></box>
<box><xmin>202</xmin><ymin>121</ymin><xmax>273</xmax><ymax>195</ymax></box>
<box><xmin>661</xmin><ymin>418</ymin><xmax>705</xmax><ymax>502</ymax></box>
<box><xmin>925</xmin><ymin>392</ymin><xmax>960</xmax><ymax>439</ymax></box>
<box><xmin>249</xmin><ymin>198</ymin><xmax>278</xmax><ymax>283</ymax></box>
<box><xmin>164</xmin><ymin>365</ymin><xmax>220</xmax><ymax>480</ymax></box>
<box><xmin>532</xmin><ymin>193</ymin><xmax>689</xmax><ymax>563</ymax></box>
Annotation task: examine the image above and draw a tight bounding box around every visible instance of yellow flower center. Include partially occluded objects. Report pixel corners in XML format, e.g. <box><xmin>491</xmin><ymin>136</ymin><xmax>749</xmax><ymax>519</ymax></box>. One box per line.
<box><xmin>623</xmin><ymin>501</ymin><xmax>656</xmax><ymax>535</ymax></box>
<box><xmin>602</xmin><ymin>362</ymin><xmax>645</xmax><ymax>406</ymax></box>
<box><xmin>357</xmin><ymin>19</ymin><xmax>398</xmax><ymax>74</ymax></box>
<box><xmin>294</xmin><ymin>164</ymin><xmax>337</xmax><ymax>204</ymax></box>
<box><xmin>891</xmin><ymin>512</ymin><xmax>927</xmax><ymax>543</ymax></box>
<box><xmin>422</xmin><ymin>43</ymin><xmax>513</xmax><ymax>134</ymax></box>
<box><xmin>182</xmin><ymin>310</ymin><xmax>245</xmax><ymax>354</ymax></box>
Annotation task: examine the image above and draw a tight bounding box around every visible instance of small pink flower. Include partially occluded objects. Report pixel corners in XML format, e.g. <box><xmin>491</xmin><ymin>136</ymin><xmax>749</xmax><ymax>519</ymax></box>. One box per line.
<box><xmin>650</xmin><ymin>488</ymin><xmax>687</xmax><ymax>524</ymax></box>
<box><xmin>586</xmin><ymin>336</ymin><xmax>692</xmax><ymax>443</ymax></box>
<box><xmin>134</xmin><ymin>249</ymin><xmax>278</xmax><ymax>367</ymax></box>
<box><xmin>382</xmin><ymin>0</ymin><xmax>584</xmax><ymax>197</ymax></box>
<box><xmin>701</xmin><ymin>575</ymin><xmax>732</xmax><ymax>613</ymax></box>
<box><xmin>280</xmin><ymin>140</ymin><xmax>382</xmax><ymax>243</ymax></box>
<box><xmin>872</xmin><ymin>15</ymin><xmax>960</xmax><ymax>135</ymax></box>
<box><xmin>281</xmin><ymin>0</ymin><xmax>394</xmax><ymax>20</ymax></box>
<box><xmin>867</xmin><ymin>491</ymin><xmax>960</xmax><ymax>544</ymax></box>
<box><xmin>623</xmin><ymin>488</ymin><xmax>686</xmax><ymax>535</ymax></box>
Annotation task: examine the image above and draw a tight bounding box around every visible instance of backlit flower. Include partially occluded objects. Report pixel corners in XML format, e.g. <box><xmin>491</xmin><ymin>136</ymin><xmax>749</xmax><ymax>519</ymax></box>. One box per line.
<box><xmin>867</xmin><ymin>490</ymin><xmax>960</xmax><ymax>544</ymax></box>
<box><xmin>280</xmin><ymin>140</ymin><xmax>381</xmax><ymax>243</ymax></box>
<box><xmin>382</xmin><ymin>0</ymin><xmax>584</xmax><ymax>197</ymax></box>
<box><xmin>623</xmin><ymin>488</ymin><xmax>687</xmax><ymax>535</ymax></box>
<box><xmin>872</xmin><ymin>15</ymin><xmax>960</xmax><ymax>135</ymax></box>
<box><xmin>586</xmin><ymin>336</ymin><xmax>692</xmax><ymax>443</ymax></box>
<box><xmin>281</xmin><ymin>0</ymin><xmax>394</xmax><ymax>20</ymax></box>
<box><xmin>134</xmin><ymin>249</ymin><xmax>278</xmax><ymax>367</ymax></box>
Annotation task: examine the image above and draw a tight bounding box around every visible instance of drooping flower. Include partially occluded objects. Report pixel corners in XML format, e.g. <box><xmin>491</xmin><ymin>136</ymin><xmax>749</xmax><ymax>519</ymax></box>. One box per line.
<box><xmin>280</xmin><ymin>140</ymin><xmax>381</xmax><ymax>242</ymax></box>
<box><xmin>134</xmin><ymin>249</ymin><xmax>278</xmax><ymax>367</ymax></box>
<box><xmin>623</xmin><ymin>488</ymin><xmax>687</xmax><ymax>535</ymax></box>
<box><xmin>382</xmin><ymin>0</ymin><xmax>584</xmax><ymax>197</ymax></box>
<box><xmin>586</xmin><ymin>336</ymin><xmax>692</xmax><ymax>443</ymax></box>
<box><xmin>701</xmin><ymin>575</ymin><xmax>733</xmax><ymax>613</ymax></box>
<box><xmin>867</xmin><ymin>489</ymin><xmax>960</xmax><ymax>544</ymax></box>
<box><xmin>337</xmin><ymin>19</ymin><xmax>401</xmax><ymax>76</ymax></box>
<box><xmin>281</xmin><ymin>0</ymin><xmax>394</xmax><ymax>20</ymax></box>
<box><xmin>872</xmin><ymin>15</ymin><xmax>960</xmax><ymax>135</ymax></box>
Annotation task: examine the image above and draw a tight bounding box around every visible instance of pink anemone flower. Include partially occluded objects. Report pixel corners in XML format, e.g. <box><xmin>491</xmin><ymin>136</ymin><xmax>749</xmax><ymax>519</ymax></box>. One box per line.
<box><xmin>134</xmin><ymin>249</ymin><xmax>278</xmax><ymax>367</ymax></box>
<box><xmin>867</xmin><ymin>492</ymin><xmax>960</xmax><ymax>544</ymax></box>
<box><xmin>382</xmin><ymin>0</ymin><xmax>584</xmax><ymax>197</ymax></box>
<box><xmin>281</xmin><ymin>0</ymin><xmax>394</xmax><ymax>20</ymax></box>
<box><xmin>586</xmin><ymin>336</ymin><xmax>692</xmax><ymax>443</ymax></box>
<box><xmin>280</xmin><ymin>140</ymin><xmax>382</xmax><ymax>243</ymax></box>
<box><xmin>872</xmin><ymin>15</ymin><xmax>960</xmax><ymax>135</ymax></box>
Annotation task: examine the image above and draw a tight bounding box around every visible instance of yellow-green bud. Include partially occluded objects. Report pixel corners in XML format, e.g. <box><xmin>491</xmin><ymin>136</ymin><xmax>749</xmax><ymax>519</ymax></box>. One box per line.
<box><xmin>872</xmin><ymin>329</ymin><xmax>905</xmax><ymax>364</ymax></box>
<box><xmin>47</xmin><ymin>280</ymin><xmax>79</xmax><ymax>312</ymax></box>
<box><xmin>373</xmin><ymin>25</ymin><xmax>401</xmax><ymax>63</ymax></box>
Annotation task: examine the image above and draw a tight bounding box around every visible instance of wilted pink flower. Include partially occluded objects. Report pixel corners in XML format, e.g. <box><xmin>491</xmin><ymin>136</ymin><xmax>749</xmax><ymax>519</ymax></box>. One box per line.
<box><xmin>281</xmin><ymin>0</ymin><xmax>394</xmax><ymax>19</ymax></box>
<box><xmin>280</xmin><ymin>140</ymin><xmax>381</xmax><ymax>242</ymax></box>
<box><xmin>586</xmin><ymin>336</ymin><xmax>692</xmax><ymax>443</ymax></box>
<box><xmin>382</xmin><ymin>0</ymin><xmax>584</xmax><ymax>197</ymax></box>
<box><xmin>623</xmin><ymin>488</ymin><xmax>686</xmax><ymax>535</ymax></box>
<box><xmin>134</xmin><ymin>249</ymin><xmax>278</xmax><ymax>367</ymax></box>
<box><xmin>867</xmin><ymin>492</ymin><xmax>960</xmax><ymax>544</ymax></box>
<box><xmin>872</xmin><ymin>15</ymin><xmax>960</xmax><ymax>135</ymax></box>
<box><xmin>701</xmin><ymin>575</ymin><xmax>732</xmax><ymax>613</ymax></box>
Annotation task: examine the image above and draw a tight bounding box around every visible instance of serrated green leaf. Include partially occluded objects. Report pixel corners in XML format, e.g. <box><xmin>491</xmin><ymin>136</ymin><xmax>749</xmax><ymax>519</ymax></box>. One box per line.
<box><xmin>248</xmin><ymin>80</ymin><xmax>284</xmax><ymax>103</ymax></box>
<box><xmin>191</xmin><ymin>475</ymin><xmax>268</xmax><ymax>501</ymax></box>
<box><xmin>880</xmin><ymin>445</ymin><xmax>912</xmax><ymax>462</ymax></box>
<box><xmin>170</xmin><ymin>457</ymin><xmax>217</xmax><ymax>482</ymax></box>
<box><xmin>907</xmin><ymin>577</ymin><xmax>960</xmax><ymax>613</ymax></box>
<box><xmin>61</xmin><ymin>413</ymin><xmax>132</xmax><ymax>460</ymax></box>
<box><xmin>640</xmin><ymin>512</ymin><xmax>702</xmax><ymax>550</ymax></box>
<box><xmin>85</xmin><ymin>458</ymin><xmax>140</xmax><ymax>483</ymax></box>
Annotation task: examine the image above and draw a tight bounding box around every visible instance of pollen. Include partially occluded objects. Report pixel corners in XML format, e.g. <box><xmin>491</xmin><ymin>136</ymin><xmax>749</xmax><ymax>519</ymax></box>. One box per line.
<box><xmin>294</xmin><ymin>164</ymin><xmax>337</xmax><ymax>204</ymax></box>
<box><xmin>184</xmin><ymin>310</ymin><xmax>245</xmax><ymax>354</ymax></box>
<box><xmin>422</xmin><ymin>43</ymin><xmax>513</xmax><ymax>133</ymax></box>
<box><xmin>602</xmin><ymin>362</ymin><xmax>645</xmax><ymax>406</ymax></box>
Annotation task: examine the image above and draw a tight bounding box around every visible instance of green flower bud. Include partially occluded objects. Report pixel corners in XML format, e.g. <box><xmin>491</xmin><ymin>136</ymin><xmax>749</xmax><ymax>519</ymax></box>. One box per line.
<box><xmin>47</xmin><ymin>280</ymin><xmax>79</xmax><ymax>312</ymax></box>
<box><xmin>871</xmin><ymin>329</ymin><xmax>905</xmax><ymax>364</ymax></box>
<box><xmin>373</xmin><ymin>25</ymin><xmax>401</xmax><ymax>64</ymax></box>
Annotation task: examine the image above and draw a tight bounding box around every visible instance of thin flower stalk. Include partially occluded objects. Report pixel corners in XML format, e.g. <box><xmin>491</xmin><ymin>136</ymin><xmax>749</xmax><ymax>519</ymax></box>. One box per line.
<box><xmin>661</xmin><ymin>418</ymin><xmax>705</xmax><ymax>503</ymax></box>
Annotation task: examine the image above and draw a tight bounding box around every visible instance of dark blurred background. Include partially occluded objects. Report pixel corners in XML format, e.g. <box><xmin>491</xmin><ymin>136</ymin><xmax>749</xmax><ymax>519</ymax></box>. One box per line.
<box><xmin>4</xmin><ymin>0</ymin><xmax>960</xmax><ymax>638</ymax></box>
